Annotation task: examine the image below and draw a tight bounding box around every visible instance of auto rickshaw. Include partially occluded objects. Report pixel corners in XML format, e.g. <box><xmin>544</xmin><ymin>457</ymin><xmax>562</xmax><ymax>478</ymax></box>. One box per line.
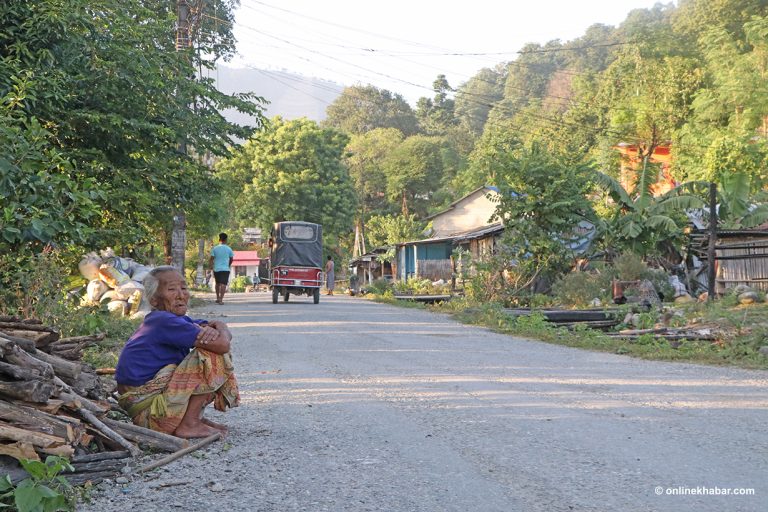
<box><xmin>269</xmin><ymin>221</ymin><xmax>323</xmax><ymax>304</ymax></box>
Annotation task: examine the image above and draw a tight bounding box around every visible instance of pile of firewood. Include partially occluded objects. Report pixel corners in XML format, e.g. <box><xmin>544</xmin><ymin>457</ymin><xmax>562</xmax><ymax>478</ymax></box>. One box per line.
<box><xmin>0</xmin><ymin>315</ymin><xmax>189</xmax><ymax>486</ymax></box>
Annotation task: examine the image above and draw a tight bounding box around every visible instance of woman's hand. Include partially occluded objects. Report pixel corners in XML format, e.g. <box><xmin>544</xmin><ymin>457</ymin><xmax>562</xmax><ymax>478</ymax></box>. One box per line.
<box><xmin>194</xmin><ymin>322</ymin><xmax>232</xmax><ymax>354</ymax></box>
<box><xmin>196</xmin><ymin>325</ymin><xmax>219</xmax><ymax>346</ymax></box>
<box><xmin>207</xmin><ymin>320</ymin><xmax>232</xmax><ymax>342</ymax></box>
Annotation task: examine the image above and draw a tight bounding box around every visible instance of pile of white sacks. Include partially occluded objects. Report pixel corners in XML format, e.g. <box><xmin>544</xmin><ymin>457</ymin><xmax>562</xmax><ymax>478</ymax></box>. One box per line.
<box><xmin>78</xmin><ymin>249</ymin><xmax>152</xmax><ymax>319</ymax></box>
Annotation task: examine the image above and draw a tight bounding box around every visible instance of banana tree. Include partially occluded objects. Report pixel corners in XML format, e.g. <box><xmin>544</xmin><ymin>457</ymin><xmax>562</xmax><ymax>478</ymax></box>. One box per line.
<box><xmin>593</xmin><ymin>159</ymin><xmax>705</xmax><ymax>258</ymax></box>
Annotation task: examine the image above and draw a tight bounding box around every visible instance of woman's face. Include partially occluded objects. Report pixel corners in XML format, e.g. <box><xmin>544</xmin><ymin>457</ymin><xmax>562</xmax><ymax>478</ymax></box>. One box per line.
<box><xmin>150</xmin><ymin>270</ymin><xmax>190</xmax><ymax>316</ymax></box>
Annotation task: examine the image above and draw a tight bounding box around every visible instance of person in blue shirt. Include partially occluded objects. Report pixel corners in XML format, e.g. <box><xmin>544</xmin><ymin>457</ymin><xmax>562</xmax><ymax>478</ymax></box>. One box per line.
<box><xmin>208</xmin><ymin>232</ymin><xmax>234</xmax><ymax>305</ymax></box>
<box><xmin>116</xmin><ymin>266</ymin><xmax>239</xmax><ymax>438</ymax></box>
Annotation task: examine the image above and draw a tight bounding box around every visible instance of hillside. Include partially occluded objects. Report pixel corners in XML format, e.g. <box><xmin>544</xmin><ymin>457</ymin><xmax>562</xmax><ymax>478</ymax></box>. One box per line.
<box><xmin>214</xmin><ymin>65</ymin><xmax>344</xmax><ymax>124</ymax></box>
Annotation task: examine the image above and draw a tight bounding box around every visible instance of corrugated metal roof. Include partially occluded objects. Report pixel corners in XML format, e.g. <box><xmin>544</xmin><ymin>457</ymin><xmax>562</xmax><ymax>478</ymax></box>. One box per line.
<box><xmin>397</xmin><ymin>223</ymin><xmax>504</xmax><ymax>247</ymax></box>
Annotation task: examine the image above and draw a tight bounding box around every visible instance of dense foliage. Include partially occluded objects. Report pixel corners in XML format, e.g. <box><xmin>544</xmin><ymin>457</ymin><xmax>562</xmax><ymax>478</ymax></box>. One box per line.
<box><xmin>0</xmin><ymin>0</ymin><xmax>265</xmax><ymax>261</ymax></box>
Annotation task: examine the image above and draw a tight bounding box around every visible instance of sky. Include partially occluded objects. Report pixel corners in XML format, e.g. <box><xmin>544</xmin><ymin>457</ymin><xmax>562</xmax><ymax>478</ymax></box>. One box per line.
<box><xmin>228</xmin><ymin>0</ymin><xmax>672</xmax><ymax>106</ymax></box>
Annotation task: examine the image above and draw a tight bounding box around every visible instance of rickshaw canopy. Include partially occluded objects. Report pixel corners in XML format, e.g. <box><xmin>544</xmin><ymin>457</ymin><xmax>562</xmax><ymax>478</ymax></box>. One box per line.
<box><xmin>270</xmin><ymin>221</ymin><xmax>323</xmax><ymax>268</ymax></box>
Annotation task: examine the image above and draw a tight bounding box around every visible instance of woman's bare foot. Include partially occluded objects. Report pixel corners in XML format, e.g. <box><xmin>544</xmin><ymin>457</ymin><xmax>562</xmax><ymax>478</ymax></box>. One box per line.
<box><xmin>202</xmin><ymin>418</ymin><xmax>228</xmax><ymax>434</ymax></box>
<box><xmin>174</xmin><ymin>422</ymin><xmax>219</xmax><ymax>439</ymax></box>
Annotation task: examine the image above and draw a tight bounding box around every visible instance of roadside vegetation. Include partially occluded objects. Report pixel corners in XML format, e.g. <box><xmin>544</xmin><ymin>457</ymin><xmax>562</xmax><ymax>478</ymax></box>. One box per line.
<box><xmin>366</xmin><ymin>254</ymin><xmax>768</xmax><ymax>370</ymax></box>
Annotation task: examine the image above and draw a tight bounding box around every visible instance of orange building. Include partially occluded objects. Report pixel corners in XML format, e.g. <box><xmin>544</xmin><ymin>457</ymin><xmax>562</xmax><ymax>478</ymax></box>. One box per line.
<box><xmin>614</xmin><ymin>143</ymin><xmax>676</xmax><ymax>196</ymax></box>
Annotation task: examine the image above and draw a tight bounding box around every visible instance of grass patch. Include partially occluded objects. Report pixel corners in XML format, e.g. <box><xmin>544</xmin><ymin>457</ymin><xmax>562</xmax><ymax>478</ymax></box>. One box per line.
<box><xmin>371</xmin><ymin>291</ymin><xmax>427</xmax><ymax>309</ymax></box>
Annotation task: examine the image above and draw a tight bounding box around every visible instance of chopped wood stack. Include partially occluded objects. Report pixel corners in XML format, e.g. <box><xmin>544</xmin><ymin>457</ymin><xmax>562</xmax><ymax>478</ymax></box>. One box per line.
<box><xmin>0</xmin><ymin>316</ymin><xmax>188</xmax><ymax>485</ymax></box>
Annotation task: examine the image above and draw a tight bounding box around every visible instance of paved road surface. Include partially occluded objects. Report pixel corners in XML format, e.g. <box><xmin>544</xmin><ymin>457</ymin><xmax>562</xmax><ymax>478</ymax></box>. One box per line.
<box><xmin>83</xmin><ymin>293</ymin><xmax>768</xmax><ymax>512</ymax></box>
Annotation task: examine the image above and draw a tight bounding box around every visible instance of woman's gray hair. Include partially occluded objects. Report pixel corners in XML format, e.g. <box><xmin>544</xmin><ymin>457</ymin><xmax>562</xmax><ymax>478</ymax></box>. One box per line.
<box><xmin>143</xmin><ymin>266</ymin><xmax>181</xmax><ymax>309</ymax></box>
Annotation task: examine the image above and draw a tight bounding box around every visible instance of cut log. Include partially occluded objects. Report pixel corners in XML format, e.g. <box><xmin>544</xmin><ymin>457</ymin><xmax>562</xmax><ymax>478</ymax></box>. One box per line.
<box><xmin>96</xmin><ymin>368</ymin><xmax>116</xmax><ymax>375</ymax></box>
<box><xmin>0</xmin><ymin>379</ymin><xmax>54</xmax><ymax>403</ymax></box>
<box><xmin>71</xmin><ymin>458</ymin><xmax>127</xmax><ymax>474</ymax></box>
<box><xmin>72</xmin><ymin>450</ymin><xmax>130</xmax><ymax>464</ymax></box>
<box><xmin>0</xmin><ymin>360</ymin><xmax>43</xmax><ymax>381</ymax></box>
<box><xmin>77</xmin><ymin>408</ymin><xmax>141</xmax><ymax>457</ymax></box>
<box><xmin>0</xmin><ymin>401</ymin><xmax>83</xmax><ymax>443</ymax></box>
<box><xmin>52</xmin><ymin>375</ymin><xmax>109</xmax><ymax>414</ymax></box>
<box><xmin>30</xmin><ymin>350</ymin><xmax>82</xmax><ymax>382</ymax></box>
<box><xmin>13</xmin><ymin>399</ymin><xmax>64</xmax><ymax>415</ymax></box>
<box><xmin>0</xmin><ymin>329</ymin><xmax>58</xmax><ymax>348</ymax></box>
<box><xmin>48</xmin><ymin>347</ymin><xmax>83</xmax><ymax>361</ymax></box>
<box><xmin>0</xmin><ymin>338</ymin><xmax>54</xmax><ymax>379</ymax></box>
<box><xmin>39</xmin><ymin>444</ymin><xmax>75</xmax><ymax>457</ymax></box>
<box><xmin>102</xmin><ymin>418</ymin><xmax>188</xmax><ymax>452</ymax></box>
<box><xmin>73</xmin><ymin>370</ymin><xmax>102</xmax><ymax>398</ymax></box>
<box><xmin>0</xmin><ymin>422</ymin><xmax>67</xmax><ymax>448</ymax></box>
<box><xmin>50</xmin><ymin>342</ymin><xmax>87</xmax><ymax>352</ymax></box>
<box><xmin>0</xmin><ymin>332</ymin><xmax>37</xmax><ymax>353</ymax></box>
<box><xmin>0</xmin><ymin>322</ymin><xmax>54</xmax><ymax>333</ymax></box>
<box><xmin>0</xmin><ymin>441</ymin><xmax>39</xmax><ymax>462</ymax></box>
<box><xmin>54</xmin><ymin>333</ymin><xmax>106</xmax><ymax>345</ymax></box>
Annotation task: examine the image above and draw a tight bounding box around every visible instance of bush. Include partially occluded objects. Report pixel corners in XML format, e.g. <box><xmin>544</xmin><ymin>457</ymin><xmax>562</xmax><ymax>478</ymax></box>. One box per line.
<box><xmin>229</xmin><ymin>275</ymin><xmax>252</xmax><ymax>293</ymax></box>
<box><xmin>552</xmin><ymin>271</ymin><xmax>613</xmax><ymax>308</ymax></box>
<box><xmin>612</xmin><ymin>252</ymin><xmax>647</xmax><ymax>281</ymax></box>
<box><xmin>366</xmin><ymin>278</ymin><xmax>392</xmax><ymax>295</ymax></box>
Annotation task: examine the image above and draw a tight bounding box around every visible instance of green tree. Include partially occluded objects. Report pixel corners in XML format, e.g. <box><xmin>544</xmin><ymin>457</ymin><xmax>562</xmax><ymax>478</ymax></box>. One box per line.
<box><xmin>344</xmin><ymin>128</ymin><xmax>405</xmax><ymax>216</ymax></box>
<box><xmin>492</xmin><ymin>143</ymin><xmax>595</xmax><ymax>287</ymax></box>
<box><xmin>416</xmin><ymin>75</ymin><xmax>456</xmax><ymax>136</ymax></box>
<box><xmin>365</xmin><ymin>214</ymin><xmax>426</xmax><ymax>247</ymax></box>
<box><xmin>0</xmin><ymin>0</ymin><xmax>266</xmax><ymax>255</ymax></box>
<box><xmin>595</xmin><ymin>48</ymin><xmax>702</xmax><ymax>169</ymax></box>
<box><xmin>454</xmin><ymin>66</ymin><xmax>506</xmax><ymax>137</ymax></box>
<box><xmin>219</xmin><ymin>117</ymin><xmax>356</xmax><ymax>246</ymax></box>
<box><xmin>382</xmin><ymin>135</ymin><xmax>445</xmax><ymax>216</ymax></box>
<box><xmin>323</xmin><ymin>85</ymin><xmax>418</xmax><ymax>136</ymax></box>
<box><xmin>452</xmin><ymin>120</ymin><xmax>520</xmax><ymax>194</ymax></box>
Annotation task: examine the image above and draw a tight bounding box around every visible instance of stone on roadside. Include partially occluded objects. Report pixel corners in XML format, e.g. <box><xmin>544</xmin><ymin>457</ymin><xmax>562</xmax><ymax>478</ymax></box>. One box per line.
<box><xmin>674</xmin><ymin>294</ymin><xmax>694</xmax><ymax>304</ymax></box>
<box><xmin>733</xmin><ymin>284</ymin><xmax>753</xmax><ymax>295</ymax></box>
<box><xmin>758</xmin><ymin>346</ymin><xmax>768</xmax><ymax>357</ymax></box>
<box><xmin>738</xmin><ymin>291</ymin><xmax>760</xmax><ymax>305</ymax></box>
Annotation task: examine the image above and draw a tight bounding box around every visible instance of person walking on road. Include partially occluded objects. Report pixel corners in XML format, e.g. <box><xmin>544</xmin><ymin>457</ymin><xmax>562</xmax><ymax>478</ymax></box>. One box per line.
<box><xmin>325</xmin><ymin>255</ymin><xmax>335</xmax><ymax>295</ymax></box>
<box><xmin>209</xmin><ymin>233</ymin><xmax>234</xmax><ymax>304</ymax></box>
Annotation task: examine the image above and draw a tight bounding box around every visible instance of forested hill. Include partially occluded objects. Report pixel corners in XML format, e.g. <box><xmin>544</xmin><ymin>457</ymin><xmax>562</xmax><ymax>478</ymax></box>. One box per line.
<box><xmin>215</xmin><ymin>65</ymin><xmax>343</xmax><ymax>123</ymax></box>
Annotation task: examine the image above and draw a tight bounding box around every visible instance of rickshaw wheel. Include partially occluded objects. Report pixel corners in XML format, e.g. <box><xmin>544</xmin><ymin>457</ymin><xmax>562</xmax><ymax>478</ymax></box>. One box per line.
<box><xmin>283</xmin><ymin>291</ymin><xmax>290</xmax><ymax>302</ymax></box>
<box><xmin>313</xmin><ymin>287</ymin><xmax>320</xmax><ymax>304</ymax></box>
<box><xmin>272</xmin><ymin>287</ymin><xmax>278</xmax><ymax>304</ymax></box>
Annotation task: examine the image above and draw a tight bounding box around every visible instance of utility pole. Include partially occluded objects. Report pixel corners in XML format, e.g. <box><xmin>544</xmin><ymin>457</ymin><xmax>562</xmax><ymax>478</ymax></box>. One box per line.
<box><xmin>707</xmin><ymin>182</ymin><xmax>718</xmax><ymax>302</ymax></box>
<box><xmin>171</xmin><ymin>0</ymin><xmax>193</xmax><ymax>273</ymax></box>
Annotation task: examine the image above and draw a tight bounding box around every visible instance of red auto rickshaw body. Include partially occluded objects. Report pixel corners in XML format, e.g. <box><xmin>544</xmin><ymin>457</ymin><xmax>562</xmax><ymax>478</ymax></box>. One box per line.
<box><xmin>269</xmin><ymin>221</ymin><xmax>323</xmax><ymax>304</ymax></box>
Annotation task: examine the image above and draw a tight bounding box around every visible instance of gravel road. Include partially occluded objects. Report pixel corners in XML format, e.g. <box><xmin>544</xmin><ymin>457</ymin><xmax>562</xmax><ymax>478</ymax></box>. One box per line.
<box><xmin>81</xmin><ymin>293</ymin><xmax>768</xmax><ymax>512</ymax></box>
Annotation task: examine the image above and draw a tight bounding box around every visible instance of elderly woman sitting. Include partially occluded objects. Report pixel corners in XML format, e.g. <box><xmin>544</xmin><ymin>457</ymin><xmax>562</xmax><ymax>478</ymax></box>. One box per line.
<box><xmin>115</xmin><ymin>266</ymin><xmax>239</xmax><ymax>438</ymax></box>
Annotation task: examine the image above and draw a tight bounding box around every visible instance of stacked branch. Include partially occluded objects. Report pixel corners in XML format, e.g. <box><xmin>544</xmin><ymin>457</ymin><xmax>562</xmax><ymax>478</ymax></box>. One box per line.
<box><xmin>0</xmin><ymin>322</ymin><xmax>189</xmax><ymax>485</ymax></box>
